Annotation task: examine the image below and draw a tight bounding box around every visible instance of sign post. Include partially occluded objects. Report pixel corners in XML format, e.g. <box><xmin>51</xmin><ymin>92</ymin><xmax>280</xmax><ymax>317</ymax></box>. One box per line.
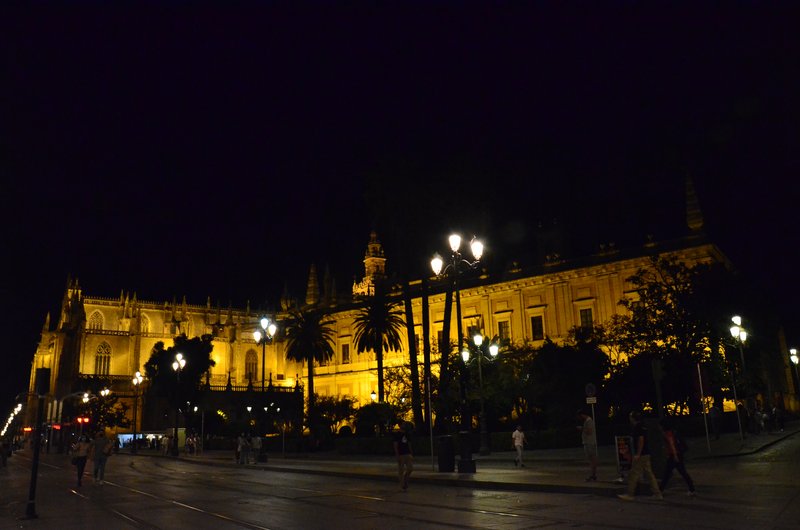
<box><xmin>584</xmin><ymin>383</ymin><xmax>598</xmax><ymax>449</ymax></box>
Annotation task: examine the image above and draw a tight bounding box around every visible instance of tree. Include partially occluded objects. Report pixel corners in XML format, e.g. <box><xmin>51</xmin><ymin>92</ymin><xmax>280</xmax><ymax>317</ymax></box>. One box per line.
<box><xmin>283</xmin><ymin>308</ymin><xmax>336</xmax><ymax>432</ymax></box>
<box><xmin>76</xmin><ymin>391</ymin><xmax>130</xmax><ymax>432</ymax></box>
<box><xmin>143</xmin><ymin>334</ymin><xmax>216</xmax><ymax>406</ymax></box>
<box><xmin>353</xmin><ymin>285</ymin><xmax>406</xmax><ymax>403</ymax></box>
<box><xmin>603</xmin><ymin>256</ymin><xmax>735</xmax><ymax>414</ymax></box>
<box><xmin>526</xmin><ymin>337</ymin><xmax>610</xmax><ymax>428</ymax></box>
<box><xmin>315</xmin><ymin>394</ymin><xmax>358</xmax><ymax>436</ymax></box>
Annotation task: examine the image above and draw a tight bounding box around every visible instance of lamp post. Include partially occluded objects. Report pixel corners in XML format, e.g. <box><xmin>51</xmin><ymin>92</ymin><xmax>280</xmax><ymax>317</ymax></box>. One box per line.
<box><xmin>193</xmin><ymin>405</ymin><xmax>204</xmax><ymax>454</ymax></box>
<box><xmin>463</xmin><ymin>333</ymin><xmax>499</xmax><ymax>456</ymax></box>
<box><xmin>171</xmin><ymin>353</ymin><xmax>186</xmax><ymax>457</ymax></box>
<box><xmin>790</xmin><ymin>348</ymin><xmax>799</xmax><ymax>394</ymax></box>
<box><xmin>431</xmin><ymin>233</ymin><xmax>483</xmax><ymax>473</ymax></box>
<box><xmin>253</xmin><ymin>317</ymin><xmax>277</xmax><ymax>393</ymax></box>
<box><xmin>728</xmin><ymin>316</ymin><xmax>748</xmax><ymax>442</ymax></box>
<box><xmin>131</xmin><ymin>372</ymin><xmax>144</xmax><ymax>454</ymax></box>
<box><xmin>431</xmin><ymin>235</ymin><xmax>484</xmax><ymax>423</ymax></box>
<box><xmin>729</xmin><ymin>316</ymin><xmax>748</xmax><ymax>371</ymax></box>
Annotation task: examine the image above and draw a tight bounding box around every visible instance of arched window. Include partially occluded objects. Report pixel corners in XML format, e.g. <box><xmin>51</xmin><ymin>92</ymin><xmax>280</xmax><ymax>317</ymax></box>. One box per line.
<box><xmin>95</xmin><ymin>342</ymin><xmax>111</xmax><ymax>375</ymax></box>
<box><xmin>245</xmin><ymin>350</ymin><xmax>258</xmax><ymax>383</ymax></box>
<box><xmin>88</xmin><ymin>311</ymin><xmax>104</xmax><ymax>331</ymax></box>
<box><xmin>140</xmin><ymin>314</ymin><xmax>150</xmax><ymax>334</ymax></box>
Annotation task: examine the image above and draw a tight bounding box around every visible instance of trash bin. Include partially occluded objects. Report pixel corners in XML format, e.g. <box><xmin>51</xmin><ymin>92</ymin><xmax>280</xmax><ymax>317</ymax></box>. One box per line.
<box><xmin>437</xmin><ymin>435</ymin><xmax>455</xmax><ymax>472</ymax></box>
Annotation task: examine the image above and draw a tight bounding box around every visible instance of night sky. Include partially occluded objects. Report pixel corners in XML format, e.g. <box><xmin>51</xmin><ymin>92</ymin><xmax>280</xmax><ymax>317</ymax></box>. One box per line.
<box><xmin>3</xmin><ymin>4</ymin><xmax>799</xmax><ymax>410</ymax></box>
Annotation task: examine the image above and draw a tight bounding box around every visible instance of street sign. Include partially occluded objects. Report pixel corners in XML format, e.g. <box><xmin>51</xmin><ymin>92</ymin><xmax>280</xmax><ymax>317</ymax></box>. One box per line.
<box><xmin>586</xmin><ymin>396</ymin><xmax>597</xmax><ymax>404</ymax></box>
<box><xmin>585</xmin><ymin>383</ymin><xmax>596</xmax><ymax>397</ymax></box>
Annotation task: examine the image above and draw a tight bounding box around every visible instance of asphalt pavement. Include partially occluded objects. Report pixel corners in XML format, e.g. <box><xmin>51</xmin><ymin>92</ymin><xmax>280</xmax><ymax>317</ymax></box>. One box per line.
<box><xmin>157</xmin><ymin>420</ymin><xmax>800</xmax><ymax>496</ymax></box>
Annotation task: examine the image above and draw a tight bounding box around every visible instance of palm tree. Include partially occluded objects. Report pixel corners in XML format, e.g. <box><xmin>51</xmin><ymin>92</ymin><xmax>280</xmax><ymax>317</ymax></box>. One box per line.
<box><xmin>353</xmin><ymin>285</ymin><xmax>406</xmax><ymax>403</ymax></box>
<box><xmin>403</xmin><ymin>279</ymin><xmax>423</xmax><ymax>430</ymax></box>
<box><xmin>284</xmin><ymin>308</ymin><xmax>336</xmax><ymax>429</ymax></box>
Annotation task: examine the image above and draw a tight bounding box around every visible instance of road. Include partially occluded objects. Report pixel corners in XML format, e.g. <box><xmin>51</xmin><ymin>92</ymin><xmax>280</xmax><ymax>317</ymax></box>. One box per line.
<box><xmin>3</xmin><ymin>435</ymin><xmax>799</xmax><ymax>529</ymax></box>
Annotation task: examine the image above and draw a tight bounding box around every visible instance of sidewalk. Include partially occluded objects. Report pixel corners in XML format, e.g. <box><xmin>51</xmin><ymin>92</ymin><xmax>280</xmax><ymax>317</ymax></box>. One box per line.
<box><xmin>147</xmin><ymin>421</ymin><xmax>800</xmax><ymax>496</ymax></box>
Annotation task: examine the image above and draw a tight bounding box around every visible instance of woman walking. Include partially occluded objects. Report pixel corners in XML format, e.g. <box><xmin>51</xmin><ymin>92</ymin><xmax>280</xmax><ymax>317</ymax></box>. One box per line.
<box><xmin>71</xmin><ymin>435</ymin><xmax>91</xmax><ymax>487</ymax></box>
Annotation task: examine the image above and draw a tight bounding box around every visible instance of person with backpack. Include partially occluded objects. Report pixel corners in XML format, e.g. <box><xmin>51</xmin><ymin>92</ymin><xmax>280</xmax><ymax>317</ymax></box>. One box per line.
<box><xmin>659</xmin><ymin>417</ymin><xmax>696</xmax><ymax>496</ymax></box>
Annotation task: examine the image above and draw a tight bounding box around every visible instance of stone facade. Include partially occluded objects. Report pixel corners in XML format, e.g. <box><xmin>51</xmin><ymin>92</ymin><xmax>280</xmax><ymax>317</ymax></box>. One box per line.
<box><xmin>25</xmin><ymin>228</ymin><xmax>726</xmax><ymax>433</ymax></box>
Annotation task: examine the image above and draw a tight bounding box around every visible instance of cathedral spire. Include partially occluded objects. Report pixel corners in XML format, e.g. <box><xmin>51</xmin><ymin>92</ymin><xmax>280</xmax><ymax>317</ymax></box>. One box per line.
<box><xmin>685</xmin><ymin>174</ymin><xmax>705</xmax><ymax>233</ymax></box>
<box><xmin>305</xmin><ymin>264</ymin><xmax>320</xmax><ymax>307</ymax></box>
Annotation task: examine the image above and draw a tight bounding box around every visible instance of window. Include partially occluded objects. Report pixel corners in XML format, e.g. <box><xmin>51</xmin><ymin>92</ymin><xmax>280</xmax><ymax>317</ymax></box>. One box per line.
<box><xmin>245</xmin><ymin>350</ymin><xmax>258</xmax><ymax>383</ymax></box>
<box><xmin>530</xmin><ymin>316</ymin><xmax>544</xmax><ymax>340</ymax></box>
<box><xmin>580</xmin><ymin>308</ymin><xmax>593</xmax><ymax>331</ymax></box>
<box><xmin>94</xmin><ymin>343</ymin><xmax>111</xmax><ymax>375</ymax></box>
<box><xmin>437</xmin><ymin>330</ymin><xmax>445</xmax><ymax>350</ymax></box>
<box><xmin>498</xmin><ymin>321</ymin><xmax>510</xmax><ymax>342</ymax></box>
<box><xmin>88</xmin><ymin>311</ymin><xmax>103</xmax><ymax>331</ymax></box>
<box><xmin>342</xmin><ymin>344</ymin><xmax>350</xmax><ymax>364</ymax></box>
<box><xmin>140</xmin><ymin>314</ymin><xmax>150</xmax><ymax>334</ymax></box>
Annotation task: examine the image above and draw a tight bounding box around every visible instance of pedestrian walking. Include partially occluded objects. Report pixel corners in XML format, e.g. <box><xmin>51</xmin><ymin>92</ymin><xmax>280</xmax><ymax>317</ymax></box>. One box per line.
<box><xmin>89</xmin><ymin>431</ymin><xmax>113</xmax><ymax>485</ymax></box>
<box><xmin>71</xmin><ymin>434</ymin><xmax>91</xmax><ymax>487</ymax></box>
<box><xmin>773</xmin><ymin>400</ymin><xmax>785</xmax><ymax>432</ymax></box>
<box><xmin>393</xmin><ymin>422</ymin><xmax>413</xmax><ymax>490</ymax></box>
<box><xmin>237</xmin><ymin>433</ymin><xmax>250</xmax><ymax>464</ymax></box>
<box><xmin>659</xmin><ymin>417</ymin><xmax>695</xmax><ymax>496</ymax></box>
<box><xmin>577</xmin><ymin>410</ymin><xmax>597</xmax><ymax>481</ymax></box>
<box><xmin>512</xmin><ymin>425</ymin><xmax>527</xmax><ymax>467</ymax></box>
<box><xmin>250</xmin><ymin>434</ymin><xmax>262</xmax><ymax>462</ymax></box>
<box><xmin>617</xmin><ymin>411</ymin><xmax>662</xmax><ymax>501</ymax></box>
<box><xmin>708</xmin><ymin>402</ymin><xmax>722</xmax><ymax>440</ymax></box>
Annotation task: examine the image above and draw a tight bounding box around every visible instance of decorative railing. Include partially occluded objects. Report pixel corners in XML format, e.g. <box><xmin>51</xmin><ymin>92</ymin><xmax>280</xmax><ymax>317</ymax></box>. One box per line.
<box><xmin>206</xmin><ymin>384</ymin><xmax>301</xmax><ymax>393</ymax></box>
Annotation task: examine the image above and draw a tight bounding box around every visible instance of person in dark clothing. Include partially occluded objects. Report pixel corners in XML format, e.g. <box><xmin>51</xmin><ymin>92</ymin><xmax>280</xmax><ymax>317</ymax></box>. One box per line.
<box><xmin>618</xmin><ymin>411</ymin><xmax>662</xmax><ymax>501</ymax></box>
<box><xmin>659</xmin><ymin>418</ymin><xmax>696</xmax><ymax>496</ymax></box>
<box><xmin>393</xmin><ymin>422</ymin><xmax>413</xmax><ymax>491</ymax></box>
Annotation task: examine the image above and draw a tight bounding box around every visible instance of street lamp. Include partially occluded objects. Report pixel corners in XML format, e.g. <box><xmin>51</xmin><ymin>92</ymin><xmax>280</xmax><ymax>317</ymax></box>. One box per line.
<box><xmin>463</xmin><ymin>332</ymin><xmax>499</xmax><ymax>456</ymax></box>
<box><xmin>730</xmin><ymin>316</ymin><xmax>748</xmax><ymax>370</ymax></box>
<box><xmin>430</xmin><ymin>235</ymin><xmax>484</xmax><ymax>418</ymax></box>
<box><xmin>253</xmin><ymin>317</ymin><xmax>277</xmax><ymax>394</ymax></box>
<box><xmin>790</xmin><ymin>348</ymin><xmax>799</xmax><ymax>393</ymax></box>
<box><xmin>728</xmin><ymin>316</ymin><xmax>748</xmax><ymax>442</ymax></box>
<box><xmin>171</xmin><ymin>353</ymin><xmax>186</xmax><ymax>456</ymax></box>
<box><xmin>431</xmin><ymin>233</ymin><xmax>484</xmax><ymax>473</ymax></box>
<box><xmin>131</xmin><ymin>371</ymin><xmax>144</xmax><ymax>454</ymax></box>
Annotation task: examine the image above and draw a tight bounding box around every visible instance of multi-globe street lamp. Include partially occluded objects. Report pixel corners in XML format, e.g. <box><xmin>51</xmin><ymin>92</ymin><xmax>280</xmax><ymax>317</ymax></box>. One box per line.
<box><xmin>728</xmin><ymin>316</ymin><xmax>748</xmax><ymax>442</ymax></box>
<box><xmin>431</xmin><ymin>233</ymin><xmax>483</xmax><ymax>472</ymax></box>
<box><xmin>171</xmin><ymin>353</ymin><xmax>186</xmax><ymax>456</ymax></box>
<box><xmin>253</xmin><ymin>317</ymin><xmax>277</xmax><ymax>393</ymax></box>
<box><xmin>790</xmin><ymin>348</ymin><xmax>799</xmax><ymax>393</ymax></box>
<box><xmin>431</xmin><ymin>234</ymin><xmax>484</xmax><ymax>417</ymax></box>
<box><xmin>462</xmin><ymin>332</ymin><xmax>499</xmax><ymax>456</ymax></box>
<box><xmin>131</xmin><ymin>371</ymin><xmax>144</xmax><ymax>454</ymax></box>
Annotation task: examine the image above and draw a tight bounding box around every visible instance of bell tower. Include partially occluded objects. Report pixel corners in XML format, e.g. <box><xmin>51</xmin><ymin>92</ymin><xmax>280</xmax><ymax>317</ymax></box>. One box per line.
<box><xmin>352</xmin><ymin>231</ymin><xmax>387</xmax><ymax>296</ymax></box>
